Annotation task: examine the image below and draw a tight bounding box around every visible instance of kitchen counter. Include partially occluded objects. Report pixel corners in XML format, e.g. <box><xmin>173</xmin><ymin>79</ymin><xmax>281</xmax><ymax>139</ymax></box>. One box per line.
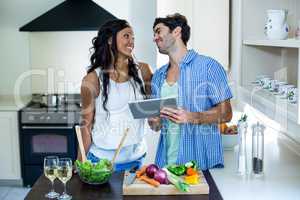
<box><xmin>19</xmin><ymin>104</ymin><xmax>300</xmax><ymax>199</ymax></box>
<box><xmin>210</xmin><ymin>116</ymin><xmax>300</xmax><ymax>200</ymax></box>
<box><xmin>25</xmin><ymin>171</ymin><xmax>222</xmax><ymax>200</ymax></box>
<box><xmin>0</xmin><ymin>95</ymin><xmax>31</xmax><ymax>111</ymax></box>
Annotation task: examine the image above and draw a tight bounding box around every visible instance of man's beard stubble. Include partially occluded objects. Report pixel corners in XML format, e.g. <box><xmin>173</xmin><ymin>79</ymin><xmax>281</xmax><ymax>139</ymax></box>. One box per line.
<box><xmin>157</xmin><ymin>36</ymin><xmax>176</xmax><ymax>55</ymax></box>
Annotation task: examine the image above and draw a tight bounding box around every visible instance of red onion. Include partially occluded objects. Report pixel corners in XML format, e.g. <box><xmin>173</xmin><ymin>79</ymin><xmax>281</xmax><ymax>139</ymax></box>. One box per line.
<box><xmin>154</xmin><ymin>169</ymin><xmax>168</xmax><ymax>184</ymax></box>
<box><xmin>146</xmin><ymin>164</ymin><xmax>159</xmax><ymax>178</ymax></box>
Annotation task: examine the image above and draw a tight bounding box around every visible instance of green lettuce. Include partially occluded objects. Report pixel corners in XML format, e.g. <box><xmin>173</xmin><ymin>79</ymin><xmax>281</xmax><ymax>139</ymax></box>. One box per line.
<box><xmin>75</xmin><ymin>159</ymin><xmax>112</xmax><ymax>184</ymax></box>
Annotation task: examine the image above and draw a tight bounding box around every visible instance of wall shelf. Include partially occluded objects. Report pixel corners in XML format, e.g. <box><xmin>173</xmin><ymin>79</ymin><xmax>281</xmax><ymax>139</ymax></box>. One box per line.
<box><xmin>238</xmin><ymin>0</ymin><xmax>300</xmax><ymax>126</ymax></box>
<box><xmin>238</xmin><ymin>85</ymin><xmax>298</xmax><ymax>123</ymax></box>
<box><xmin>243</xmin><ymin>39</ymin><xmax>300</xmax><ymax>48</ymax></box>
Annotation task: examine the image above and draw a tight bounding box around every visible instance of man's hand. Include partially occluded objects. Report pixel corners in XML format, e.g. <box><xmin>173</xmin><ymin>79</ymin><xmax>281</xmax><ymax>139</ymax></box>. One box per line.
<box><xmin>148</xmin><ymin>116</ymin><xmax>162</xmax><ymax>131</ymax></box>
<box><xmin>160</xmin><ymin>107</ymin><xmax>193</xmax><ymax>124</ymax></box>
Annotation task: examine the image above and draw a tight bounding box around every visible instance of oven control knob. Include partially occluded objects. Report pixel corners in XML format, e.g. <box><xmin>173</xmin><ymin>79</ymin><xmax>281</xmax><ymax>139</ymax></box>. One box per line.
<box><xmin>29</xmin><ymin>116</ymin><xmax>35</xmax><ymax>121</ymax></box>
<box><xmin>62</xmin><ymin>116</ymin><xmax>67</xmax><ymax>120</ymax></box>
<box><xmin>40</xmin><ymin>116</ymin><xmax>45</xmax><ymax>120</ymax></box>
<box><xmin>46</xmin><ymin>116</ymin><xmax>51</xmax><ymax>120</ymax></box>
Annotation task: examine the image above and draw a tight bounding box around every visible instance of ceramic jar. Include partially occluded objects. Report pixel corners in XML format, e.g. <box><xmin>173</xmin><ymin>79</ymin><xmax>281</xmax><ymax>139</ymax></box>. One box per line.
<box><xmin>256</xmin><ymin>75</ymin><xmax>268</xmax><ymax>86</ymax></box>
<box><xmin>269</xmin><ymin>79</ymin><xmax>278</xmax><ymax>92</ymax></box>
<box><xmin>287</xmin><ymin>87</ymin><xmax>298</xmax><ymax>103</ymax></box>
<box><xmin>261</xmin><ymin>77</ymin><xmax>272</xmax><ymax>89</ymax></box>
<box><xmin>280</xmin><ymin>84</ymin><xmax>295</xmax><ymax>98</ymax></box>
<box><xmin>264</xmin><ymin>9</ymin><xmax>289</xmax><ymax>40</ymax></box>
<box><xmin>273</xmin><ymin>81</ymin><xmax>287</xmax><ymax>94</ymax></box>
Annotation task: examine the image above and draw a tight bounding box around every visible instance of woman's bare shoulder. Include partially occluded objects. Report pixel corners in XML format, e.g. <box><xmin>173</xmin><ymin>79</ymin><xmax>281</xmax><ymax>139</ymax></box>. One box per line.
<box><xmin>138</xmin><ymin>62</ymin><xmax>153</xmax><ymax>77</ymax></box>
<box><xmin>81</xmin><ymin>70</ymin><xmax>100</xmax><ymax>96</ymax></box>
<box><xmin>138</xmin><ymin>62</ymin><xmax>151</xmax><ymax>70</ymax></box>
<box><xmin>82</xmin><ymin>70</ymin><xmax>98</xmax><ymax>84</ymax></box>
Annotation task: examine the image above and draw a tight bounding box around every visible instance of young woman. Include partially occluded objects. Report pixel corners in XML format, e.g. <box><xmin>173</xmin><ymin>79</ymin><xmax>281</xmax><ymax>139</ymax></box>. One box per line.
<box><xmin>79</xmin><ymin>19</ymin><xmax>152</xmax><ymax>171</ymax></box>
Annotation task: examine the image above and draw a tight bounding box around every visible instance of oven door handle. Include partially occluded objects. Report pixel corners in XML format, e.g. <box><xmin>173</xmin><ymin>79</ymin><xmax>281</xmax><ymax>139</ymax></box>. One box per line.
<box><xmin>22</xmin><ymin>126</ymin><xmax>74</xmax><ymax>129</ymax></box>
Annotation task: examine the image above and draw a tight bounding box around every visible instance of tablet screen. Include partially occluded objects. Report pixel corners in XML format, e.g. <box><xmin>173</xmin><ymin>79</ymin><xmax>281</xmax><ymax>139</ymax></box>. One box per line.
<box><xmin>128</xmin><ymin>97</ymin><xmax>177</xmax><ymax>119</ymax></box>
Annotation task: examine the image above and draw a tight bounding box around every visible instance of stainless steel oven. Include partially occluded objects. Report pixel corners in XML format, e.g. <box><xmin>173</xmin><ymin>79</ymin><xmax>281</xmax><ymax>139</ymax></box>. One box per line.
<box><xmin>19</xmin><ymin>94</ymin><xmax>80</xmax><ymax>186</ymax></box>
<box><xmin>21</xmin><ymin>125</ymin><xmax>76</xmax><ymax>164</ymax></box>
<box><xmin>20</xmin><ymin>125</ymin><xmax>78</xmax><ymax>186</ymax></box>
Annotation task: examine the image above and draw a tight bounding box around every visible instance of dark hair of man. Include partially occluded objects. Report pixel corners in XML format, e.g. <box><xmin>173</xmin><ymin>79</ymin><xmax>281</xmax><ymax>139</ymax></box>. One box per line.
<box><xmin>88</xmin><ymin>19</ymin><xmax>146</xmax><ymax>113</ymax></box>
<box><xmin>153</xmin><ymin>13</ymin><xmax>191</xmax><ymax>45</ymax></box>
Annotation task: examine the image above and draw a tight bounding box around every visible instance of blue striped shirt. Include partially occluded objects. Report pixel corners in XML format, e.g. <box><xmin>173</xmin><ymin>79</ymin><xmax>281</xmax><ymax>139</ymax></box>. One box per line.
<box><xmin>151</xmin><ymin>49</ymin><xmax>233</xmax><ymax>170</ymax></box>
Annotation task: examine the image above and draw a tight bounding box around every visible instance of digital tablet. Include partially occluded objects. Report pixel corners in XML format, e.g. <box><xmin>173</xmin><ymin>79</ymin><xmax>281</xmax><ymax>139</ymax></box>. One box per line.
<box><xmin>128</xmin><ymin>97</ymin><xmax>177</xmax><ymax>119</ymax></box>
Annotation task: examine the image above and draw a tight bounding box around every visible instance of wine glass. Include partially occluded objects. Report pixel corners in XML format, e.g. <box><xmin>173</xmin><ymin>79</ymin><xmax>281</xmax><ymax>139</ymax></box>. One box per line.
<box><xmin>57</xmin><ymin>158</ymin><xmax>73</xmax><ymax>200</ymax></box>
<box><xmin>44</xmin><ymin>156</ymin><xmax>59</xmax><ymax>198</ymax></box>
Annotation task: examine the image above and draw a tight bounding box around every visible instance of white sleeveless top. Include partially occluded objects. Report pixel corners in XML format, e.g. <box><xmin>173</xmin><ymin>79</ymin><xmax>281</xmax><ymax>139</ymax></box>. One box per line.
<box><xmin>89</xmin><ymin>68</ymin><xmax>147</xmax><ymax>163</ymax></box>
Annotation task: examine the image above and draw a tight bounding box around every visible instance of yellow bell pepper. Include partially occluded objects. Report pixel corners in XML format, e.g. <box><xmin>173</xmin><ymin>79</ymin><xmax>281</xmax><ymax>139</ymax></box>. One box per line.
<box><xmin>184</xmin><ymin>174</ymin><xmax>199</xmax><ymax>185</ymax></box>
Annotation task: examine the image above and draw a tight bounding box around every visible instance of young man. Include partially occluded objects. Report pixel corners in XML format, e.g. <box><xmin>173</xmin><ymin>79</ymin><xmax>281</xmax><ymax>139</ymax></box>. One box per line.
<box><xmin>148</xmin><ymin>13</ymin><xmax>233</xmax><ymax>170</ymax></box>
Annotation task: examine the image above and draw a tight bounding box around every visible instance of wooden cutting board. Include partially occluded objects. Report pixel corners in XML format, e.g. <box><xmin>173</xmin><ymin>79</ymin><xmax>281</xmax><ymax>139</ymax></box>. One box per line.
<box><xmin>122</xmin><ymin>170</ymin><xmax>209</xmax><ymax>195</ymax></box>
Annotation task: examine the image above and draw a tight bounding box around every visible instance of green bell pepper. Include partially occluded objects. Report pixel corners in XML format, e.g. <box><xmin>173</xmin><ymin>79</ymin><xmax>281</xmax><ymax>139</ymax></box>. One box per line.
<box><xmin>167</xmin><ymin>164</ymin><xmax>186</xmax><ymax>176</ymax></box>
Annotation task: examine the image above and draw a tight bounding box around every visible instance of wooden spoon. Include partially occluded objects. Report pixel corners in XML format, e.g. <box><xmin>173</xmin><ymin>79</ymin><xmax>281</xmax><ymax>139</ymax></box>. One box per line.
<box><xmin>111</xmin><ymin>127</ymin><xmax>130</xmax><ymax>167</ymax></box>
<box><xmin>75</xmin><ymin>125</ymin><xmax>87</xmax><ymax>162</ymax></box>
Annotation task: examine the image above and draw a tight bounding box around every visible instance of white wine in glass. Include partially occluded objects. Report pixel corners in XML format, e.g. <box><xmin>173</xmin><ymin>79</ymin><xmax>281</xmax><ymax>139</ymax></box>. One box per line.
<box><xmin>57</xmin><ymin>158</ymin><xmax>73</xmax><ymax>200</ymax></box>
<box><xmin>57</xmin><ymin>166</ymin><xmax>72</xmax><ymax>183</ymax></box>
<box><xmin>44</xmin><ymin>156</ymin><xmax>59</xmax><ymax>199</ymax></box>
<box><xmin>44</xmin><ymin>166</ymin><xmax>57</xmax><ymax>182</ymax></box>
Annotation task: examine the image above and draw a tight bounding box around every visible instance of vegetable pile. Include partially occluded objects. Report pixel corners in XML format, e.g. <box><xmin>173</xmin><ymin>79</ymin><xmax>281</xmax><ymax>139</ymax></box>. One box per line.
<box><xmin>135</xmin><ymin>160</ymin><xmax>200</xmax><ymax>192</ymax></box>
<box><xmin>75</xmin><ymin>159</ymin><xmax>112</xmax><ymax>184</ymax></box>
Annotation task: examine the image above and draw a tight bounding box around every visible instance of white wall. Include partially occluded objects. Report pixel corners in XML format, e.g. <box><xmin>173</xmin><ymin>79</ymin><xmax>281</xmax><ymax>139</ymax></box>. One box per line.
<box><xmin>0</xmin><ymin>0</ymin><xmax>158</xmax><ymax>164</ymax></box>
<box><xmin>129</xmin><ymin>0</ymin><xmax>157</xmax><ymax>68</ymax></box>
<box><xmin>128</xmin><ymin>0</ymin><xmax>158</xmax><ymax>164</ymax></box>
<box><xmin>0</xmin><ymin>0</ymin><xmax>63</xmax><ymax>96</ymax></box>
<box><xmin>95</xmin><ymin>0</ymin><xmax>157</xmax><ymax>68</ymax></box>
<box><xmin>29</xmin><ymin>0</ymin><xmax>130</xmax><ymax>94</ymax></box>
<box><xmin>156</xmin><ymin>0</ymin><xmax>193</xmax><ymax>43</ymax></box>
<box><xmin>29</xmin><ymin>0</ymin><xmax>157</xmax><ymax>94</ymax></box>
<box><xmin>156</xmin><ymin>0</ymin><xmax>193</xmax><ymax>67</ymax></box>
<box><xmin>0</xmin><ymin>0</ymin><xmax>157</xmax><ymax>95</ymax></box>
<box><xmin>192</xmin><ymin>0</ymin><xmax>229</xmax><ymax>69</ymax></box>
<box><xmin>94</xmin><ymin>0</ymin><xmax>130</xmax><ymax>19</ymax></box>
<box><xmin>30</xmin><ymin>32</ymin><xmax>95</xmax><ymax>94</ymax></box>
<box><xmin>96</xmin><ymin>0</ymin><xmax>157</xmax><ymax>67</ymax></box>
<box><xmin>156</xmin><ymin>0</ymin><xmax>229</xmax><ymax>69</ymax></box>
<box><xmin>230</xmin><ymin>0</ymin><xmax>243</xmax><ymax>98</ymax></box>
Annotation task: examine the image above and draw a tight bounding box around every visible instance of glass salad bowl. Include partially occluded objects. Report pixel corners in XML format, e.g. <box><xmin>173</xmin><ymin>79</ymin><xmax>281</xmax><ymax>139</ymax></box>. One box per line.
<box><xmin>75</xmin><ymin>159</ymin><xmax>113</xmax><ymax>185</ymax></box>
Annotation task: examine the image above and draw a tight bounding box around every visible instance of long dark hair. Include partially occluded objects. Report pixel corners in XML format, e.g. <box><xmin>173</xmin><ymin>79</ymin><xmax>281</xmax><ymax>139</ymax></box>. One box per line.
<box><xmin>88</xmin><ymin>19</ymin><xmax>146</xmax><ymax>113</ymax></box>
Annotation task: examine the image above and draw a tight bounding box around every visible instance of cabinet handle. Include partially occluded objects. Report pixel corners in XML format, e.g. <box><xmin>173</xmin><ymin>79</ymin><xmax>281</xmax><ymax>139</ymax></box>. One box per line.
<box><xmin>22</xmin><ymin>126</ymin><xmax>73</xmax><ymax>129</ymax></box>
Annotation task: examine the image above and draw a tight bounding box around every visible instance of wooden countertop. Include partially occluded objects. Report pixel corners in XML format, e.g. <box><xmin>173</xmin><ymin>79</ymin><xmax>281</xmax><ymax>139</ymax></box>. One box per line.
<box><xmin>25</xmin><ymin>171</ymin><xmax>222</xmax><ymax>200</ymax></box>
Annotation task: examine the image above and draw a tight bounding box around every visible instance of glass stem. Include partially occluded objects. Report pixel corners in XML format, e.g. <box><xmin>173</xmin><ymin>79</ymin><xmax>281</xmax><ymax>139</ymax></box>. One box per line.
<box><xmin>63</xmin><ymin>182</ymin><xmax>67</xmax><ymax>194</ymax></box>
<box><xmin>51</xmin><ymin>180</ymin><xmax>55</xmax><ymax>192</ymax></box>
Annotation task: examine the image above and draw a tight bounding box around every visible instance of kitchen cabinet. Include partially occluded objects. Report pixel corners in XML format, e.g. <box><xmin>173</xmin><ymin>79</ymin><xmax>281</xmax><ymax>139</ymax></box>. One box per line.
<box><xmin>237</xmin><ymin>0</ymin><xmax>300</xmax><ymax>124</ymax></box>
<box><xmin>0</xmin><ymin>111</ymin><xmax>21</xmax><ymax>180</ymax></box>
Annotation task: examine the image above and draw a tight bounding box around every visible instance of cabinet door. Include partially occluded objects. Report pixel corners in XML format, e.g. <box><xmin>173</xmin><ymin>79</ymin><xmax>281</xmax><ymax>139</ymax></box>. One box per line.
<box><xmin>0</xmin><ymin>112</ymin><xmax>21</xmax><ymax>180</ymax></box>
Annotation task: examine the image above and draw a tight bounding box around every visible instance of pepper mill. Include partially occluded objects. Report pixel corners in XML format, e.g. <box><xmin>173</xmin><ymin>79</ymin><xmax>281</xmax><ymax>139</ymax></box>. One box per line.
<box><xmin>252</xmin><ymin>122</ymin><xmax>265</xmax><ymax>176</ymax></box>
